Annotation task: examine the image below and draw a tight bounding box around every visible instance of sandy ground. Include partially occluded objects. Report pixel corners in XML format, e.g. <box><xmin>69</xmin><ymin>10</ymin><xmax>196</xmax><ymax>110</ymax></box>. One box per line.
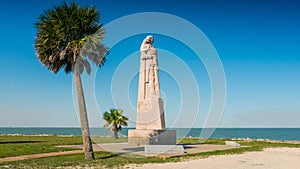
<box><xmin>126</xmin><ymin>148</ymin><xmax>300</xmax><ymax>169</ymax></box>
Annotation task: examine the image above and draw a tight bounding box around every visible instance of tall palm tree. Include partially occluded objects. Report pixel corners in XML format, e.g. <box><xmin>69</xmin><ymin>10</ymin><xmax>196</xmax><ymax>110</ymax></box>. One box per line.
<box><xmin>34</xmin><ymin>2</ymin><xmax>108</xmax><ymax>160</ymax></box>
<box><xmin>103</xmin><ymin>109</ymin><xmax>128</xmax><ymax>139</ymax></box>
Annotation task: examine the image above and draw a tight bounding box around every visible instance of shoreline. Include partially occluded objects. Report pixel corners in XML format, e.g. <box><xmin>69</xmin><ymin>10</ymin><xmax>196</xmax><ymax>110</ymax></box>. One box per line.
<box><xmin>1</xmin><ymin>128</ymin><xmax>300</xmax><ymax>141</ymax></box>
<box><xmin>1</xmin><ymin>134</ymin><xmax>300</xmax><ymax>144</ymax></box>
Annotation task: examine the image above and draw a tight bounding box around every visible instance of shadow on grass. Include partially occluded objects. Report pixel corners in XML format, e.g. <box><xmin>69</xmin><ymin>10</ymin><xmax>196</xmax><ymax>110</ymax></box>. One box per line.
<box><xmin>0</xmin><ymin>141</ymin><xmax>46</xmax><ymax>144</ymax></box>
<box><xmin>97</xmin><ymin>153</ymin><xmax>119</xmax><ymax>159</ymax></box>
<box><xmin>178</xmin><ymin>142</ymin><xmax>204</xmax><ymax>146</ymax></box>
<box><xmin>96</xmin><ymin>152</ymin><xmax>141</xmax><ymax>160</ymax></box>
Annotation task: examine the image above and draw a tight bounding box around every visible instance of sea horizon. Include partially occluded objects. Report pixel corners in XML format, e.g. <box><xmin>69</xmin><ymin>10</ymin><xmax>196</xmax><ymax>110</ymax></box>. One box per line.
<box><xmin>1</xmin><ymin>127</ymin><xmax>299</xmax><ymax>141</ymax></box>
<box><xmin>1</xmin><ymin>126</ymin><xmax>299</xmax><ymax>128</ymax></box>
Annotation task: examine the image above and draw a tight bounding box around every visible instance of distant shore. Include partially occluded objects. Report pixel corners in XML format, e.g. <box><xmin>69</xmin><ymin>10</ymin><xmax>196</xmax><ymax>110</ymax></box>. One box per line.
<box><xmin>1</xmin><ymin>128</ymin><xmax>300</xmax><ymax>140</ymax></box>
<box><xmin>1</xmin><ymin>134</ymin><xmax>300</xmax><ymax>144</ymax></box>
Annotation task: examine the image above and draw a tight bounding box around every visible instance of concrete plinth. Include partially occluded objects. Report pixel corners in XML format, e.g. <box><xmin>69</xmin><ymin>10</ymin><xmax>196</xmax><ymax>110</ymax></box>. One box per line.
<box><xmin>145</xmin><ymin>145</ymin><xmax>184</xmax><ymax>154</ymax></box>
<box><xmin>128</xmin><ymin>129</ymin><xmax>176</xmax><ymax>146</ymax></box>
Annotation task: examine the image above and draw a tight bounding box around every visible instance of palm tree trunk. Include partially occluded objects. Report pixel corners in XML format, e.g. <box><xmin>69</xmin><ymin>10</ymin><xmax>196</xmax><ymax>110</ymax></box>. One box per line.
<box><xmin>113</xmin><ymin>124</ymin><xmax>119</xmax><ymax>139</ymax></box>
<box><xmin>74</xmin><ymin>70</ymin><xmax>95</xmax><ymax>160</ymax></box>
<box><xmin>114</xmin><ymin>131</ymin><xmax>119</xmax><ymax>139</ymax></box>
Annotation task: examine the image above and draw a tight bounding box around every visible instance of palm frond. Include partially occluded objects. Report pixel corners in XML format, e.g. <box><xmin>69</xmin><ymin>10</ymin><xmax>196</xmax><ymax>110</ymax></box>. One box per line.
<box><xmin>34</xmin><ymin>2</ymin><xmax>108</xmax><ymax>74</ymax></box>
<box><xmin>102</xmin><ymin>109</ymin><xmax>129</xmax><ymax>138</ymax></box>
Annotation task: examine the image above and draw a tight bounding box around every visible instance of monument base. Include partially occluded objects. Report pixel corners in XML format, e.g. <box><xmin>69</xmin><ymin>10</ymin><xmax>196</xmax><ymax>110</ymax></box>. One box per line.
<box><xmin>128</xmin><ymin>129</ymin><xmax>176</xmax><ymax>146</ymax></box>
<box><xmin>145</xmin><ymin>145</ymin><xmax>184</xmax><ymax>154</ymax></box>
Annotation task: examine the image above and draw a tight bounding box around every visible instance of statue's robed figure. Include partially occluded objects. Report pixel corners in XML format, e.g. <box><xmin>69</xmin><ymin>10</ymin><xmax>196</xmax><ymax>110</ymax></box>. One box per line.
<box><xmin>137</xmin><ymin>35</ymin><xmax>165</xmax><ymax>130</ymax></box>
<box><xmin>128</xmin><ymin>35</ymin><xmax>176</xmax><ymax>146</ymax></box>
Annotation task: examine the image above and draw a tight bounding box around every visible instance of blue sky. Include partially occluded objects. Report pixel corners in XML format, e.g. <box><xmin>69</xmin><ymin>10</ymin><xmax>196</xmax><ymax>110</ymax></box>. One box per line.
<box><xmin>0</xmin><ymin>0</ymin><xmax>299</xmax><ymax>127</ymax></box>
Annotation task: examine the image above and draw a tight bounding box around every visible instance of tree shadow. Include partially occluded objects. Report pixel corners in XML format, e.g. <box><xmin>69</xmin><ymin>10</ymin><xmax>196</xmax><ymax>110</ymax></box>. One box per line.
<box><xmin>97</xmin><ymin>152</ymin><xmax>141</xmax><ymax>160</ymax></box>
<box><xmin>178</xmin><ymin>142</ymin><xmax>204</xmax><ymax>146</ymax></box>
<box><xmin>122</xmin><ymin>147</ymin><xmax>144</xmax><ymax>152</ymax></box>
<box><xmin>97</xmin><ymin>153</ymin><xmax>120</xmax><ymax>159</ymax></box>
<box><xmin>0</xmin><ymin>141</ymin><xmax>46</xmax><ymax>144</ymax></box>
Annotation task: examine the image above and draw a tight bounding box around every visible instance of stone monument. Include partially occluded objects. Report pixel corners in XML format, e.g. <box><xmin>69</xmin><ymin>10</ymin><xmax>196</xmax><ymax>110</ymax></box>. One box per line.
<box><xmin>128</xmin><ymin>35</ymin><xmax>176</xmax><ymax>146</ymax></box>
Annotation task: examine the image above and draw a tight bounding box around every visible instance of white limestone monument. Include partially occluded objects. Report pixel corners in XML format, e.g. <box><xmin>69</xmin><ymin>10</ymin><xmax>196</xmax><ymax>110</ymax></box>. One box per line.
<box><xmin>128</xmin><ymin>35</ymin><xmax>176</xmax><ymax>146</ymax></box>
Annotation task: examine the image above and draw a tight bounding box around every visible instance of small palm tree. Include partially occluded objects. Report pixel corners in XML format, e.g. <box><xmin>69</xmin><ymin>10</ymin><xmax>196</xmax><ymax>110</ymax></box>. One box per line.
<box><xmin>34</xmin><ymin>2</ymin><xmax>108</xmax><ymax>160</ymax></box>
<box><xmin>103</xmin><ymin>109</ymin><xmax>128</xmax><ymax>139</ymax></box>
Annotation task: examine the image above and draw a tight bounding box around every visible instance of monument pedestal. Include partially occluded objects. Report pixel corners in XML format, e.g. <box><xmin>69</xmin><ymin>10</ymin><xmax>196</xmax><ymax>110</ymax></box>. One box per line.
<box><xmin>128</xmin><ymin>129</ymin><xmax>176</xmax><ymax>146</ymax></box>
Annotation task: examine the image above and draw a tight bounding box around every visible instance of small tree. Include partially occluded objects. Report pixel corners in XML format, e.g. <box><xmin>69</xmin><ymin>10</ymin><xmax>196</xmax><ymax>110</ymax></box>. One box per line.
<box><xmin>103</xmin><ymin>109</ymin><xmax>128</xmax><ymax>139</ymax></box>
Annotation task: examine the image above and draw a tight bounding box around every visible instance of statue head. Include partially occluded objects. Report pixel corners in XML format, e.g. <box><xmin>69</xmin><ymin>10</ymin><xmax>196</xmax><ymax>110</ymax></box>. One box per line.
<box><xmin>140</xmin><ymin>35</ymin><xmax>155</xmax><ymax>52</ymax></box>
<box><xmin>145</xmin><ymin>35</ymin><xmax>154</xmax><ymax>44</ymax></box>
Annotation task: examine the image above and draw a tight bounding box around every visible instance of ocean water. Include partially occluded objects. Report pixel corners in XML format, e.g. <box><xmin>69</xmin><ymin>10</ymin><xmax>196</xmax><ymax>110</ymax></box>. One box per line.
<box><xmin>0</xmin><ymin>128</ymin><xmax>299</xmax><ymax>141</ymax></box>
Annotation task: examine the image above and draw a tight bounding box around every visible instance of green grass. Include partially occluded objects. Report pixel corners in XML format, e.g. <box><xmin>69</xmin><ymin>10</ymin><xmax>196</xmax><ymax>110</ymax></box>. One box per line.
<box><xmin>177</xmin><ymin>138</ymin><xmax>229</xmax><ymax>145</ymax></box>
<box><xmin>0</xmin><ymin>135</ymin><xmax>83</xmax><ymax>158</ymax></box>
<box><xmin>0</xmin><ymin>136</ymin><xmax>299</xmax><ymax>169</ymax></box>
<box><xmin>0</xmin><ymin>135</ymin><xmax>129</xmax><ymax>158</ymax></box>
<box><xmin>91</xmin><ymin>136</ymin><xmax>127</xmax><ymax>144</ymax></box>
<box><xmin>0</xmin><ymin>151</ymin><xmax>172</xmax><ymax>169</ymax></box>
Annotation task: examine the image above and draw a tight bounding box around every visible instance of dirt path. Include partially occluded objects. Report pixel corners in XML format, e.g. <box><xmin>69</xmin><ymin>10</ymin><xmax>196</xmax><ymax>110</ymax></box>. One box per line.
<box><xmin>0</xmin><ymin>150</ymin><xmax>83</xmax><ymax>163</ymax></box>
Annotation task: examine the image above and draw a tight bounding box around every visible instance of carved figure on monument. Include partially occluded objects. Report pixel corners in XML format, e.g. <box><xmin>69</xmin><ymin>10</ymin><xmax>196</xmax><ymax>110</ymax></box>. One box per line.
<box><xmin>139</xmin><ymin>35</ymin><xmax>160</xmax><ymax>98</ymax></box>
<box><xmin>136</xmin><ymin>35</ymin><xmax>165</xmax><ymax>130</ymax></box>
<box><xmin>128</xmin><ymin>35</ymin><xmax>176</xmax><ymax>146</ymax></box>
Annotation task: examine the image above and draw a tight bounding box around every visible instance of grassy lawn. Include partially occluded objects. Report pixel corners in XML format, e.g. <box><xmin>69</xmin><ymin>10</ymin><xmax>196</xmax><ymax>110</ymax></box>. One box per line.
<box><xmin>91</xmin><ymin>136</ymin><xmax>127</xmax><ymax>144</ymax></box>
<box><xmin>0</xmin><ymin>135</ymin><xmax>128</xmax><ymax>158</ymax></box>
<box><xmin>0</xmin><ymin>136</ymin><xmax>299</xmax><ymax>168</ymax></box>
<box><xmin>0</xmin><ymin>135</ymin><xmax>83</xmax><ymax>158</ymax></box>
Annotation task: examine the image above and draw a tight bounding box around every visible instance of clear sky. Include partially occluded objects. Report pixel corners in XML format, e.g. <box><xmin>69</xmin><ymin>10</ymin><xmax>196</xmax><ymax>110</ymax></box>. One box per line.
<box><xmin>0</xmin><ymin>0</ymin><xmax>299</xmax><ymax>128</ymax></box>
